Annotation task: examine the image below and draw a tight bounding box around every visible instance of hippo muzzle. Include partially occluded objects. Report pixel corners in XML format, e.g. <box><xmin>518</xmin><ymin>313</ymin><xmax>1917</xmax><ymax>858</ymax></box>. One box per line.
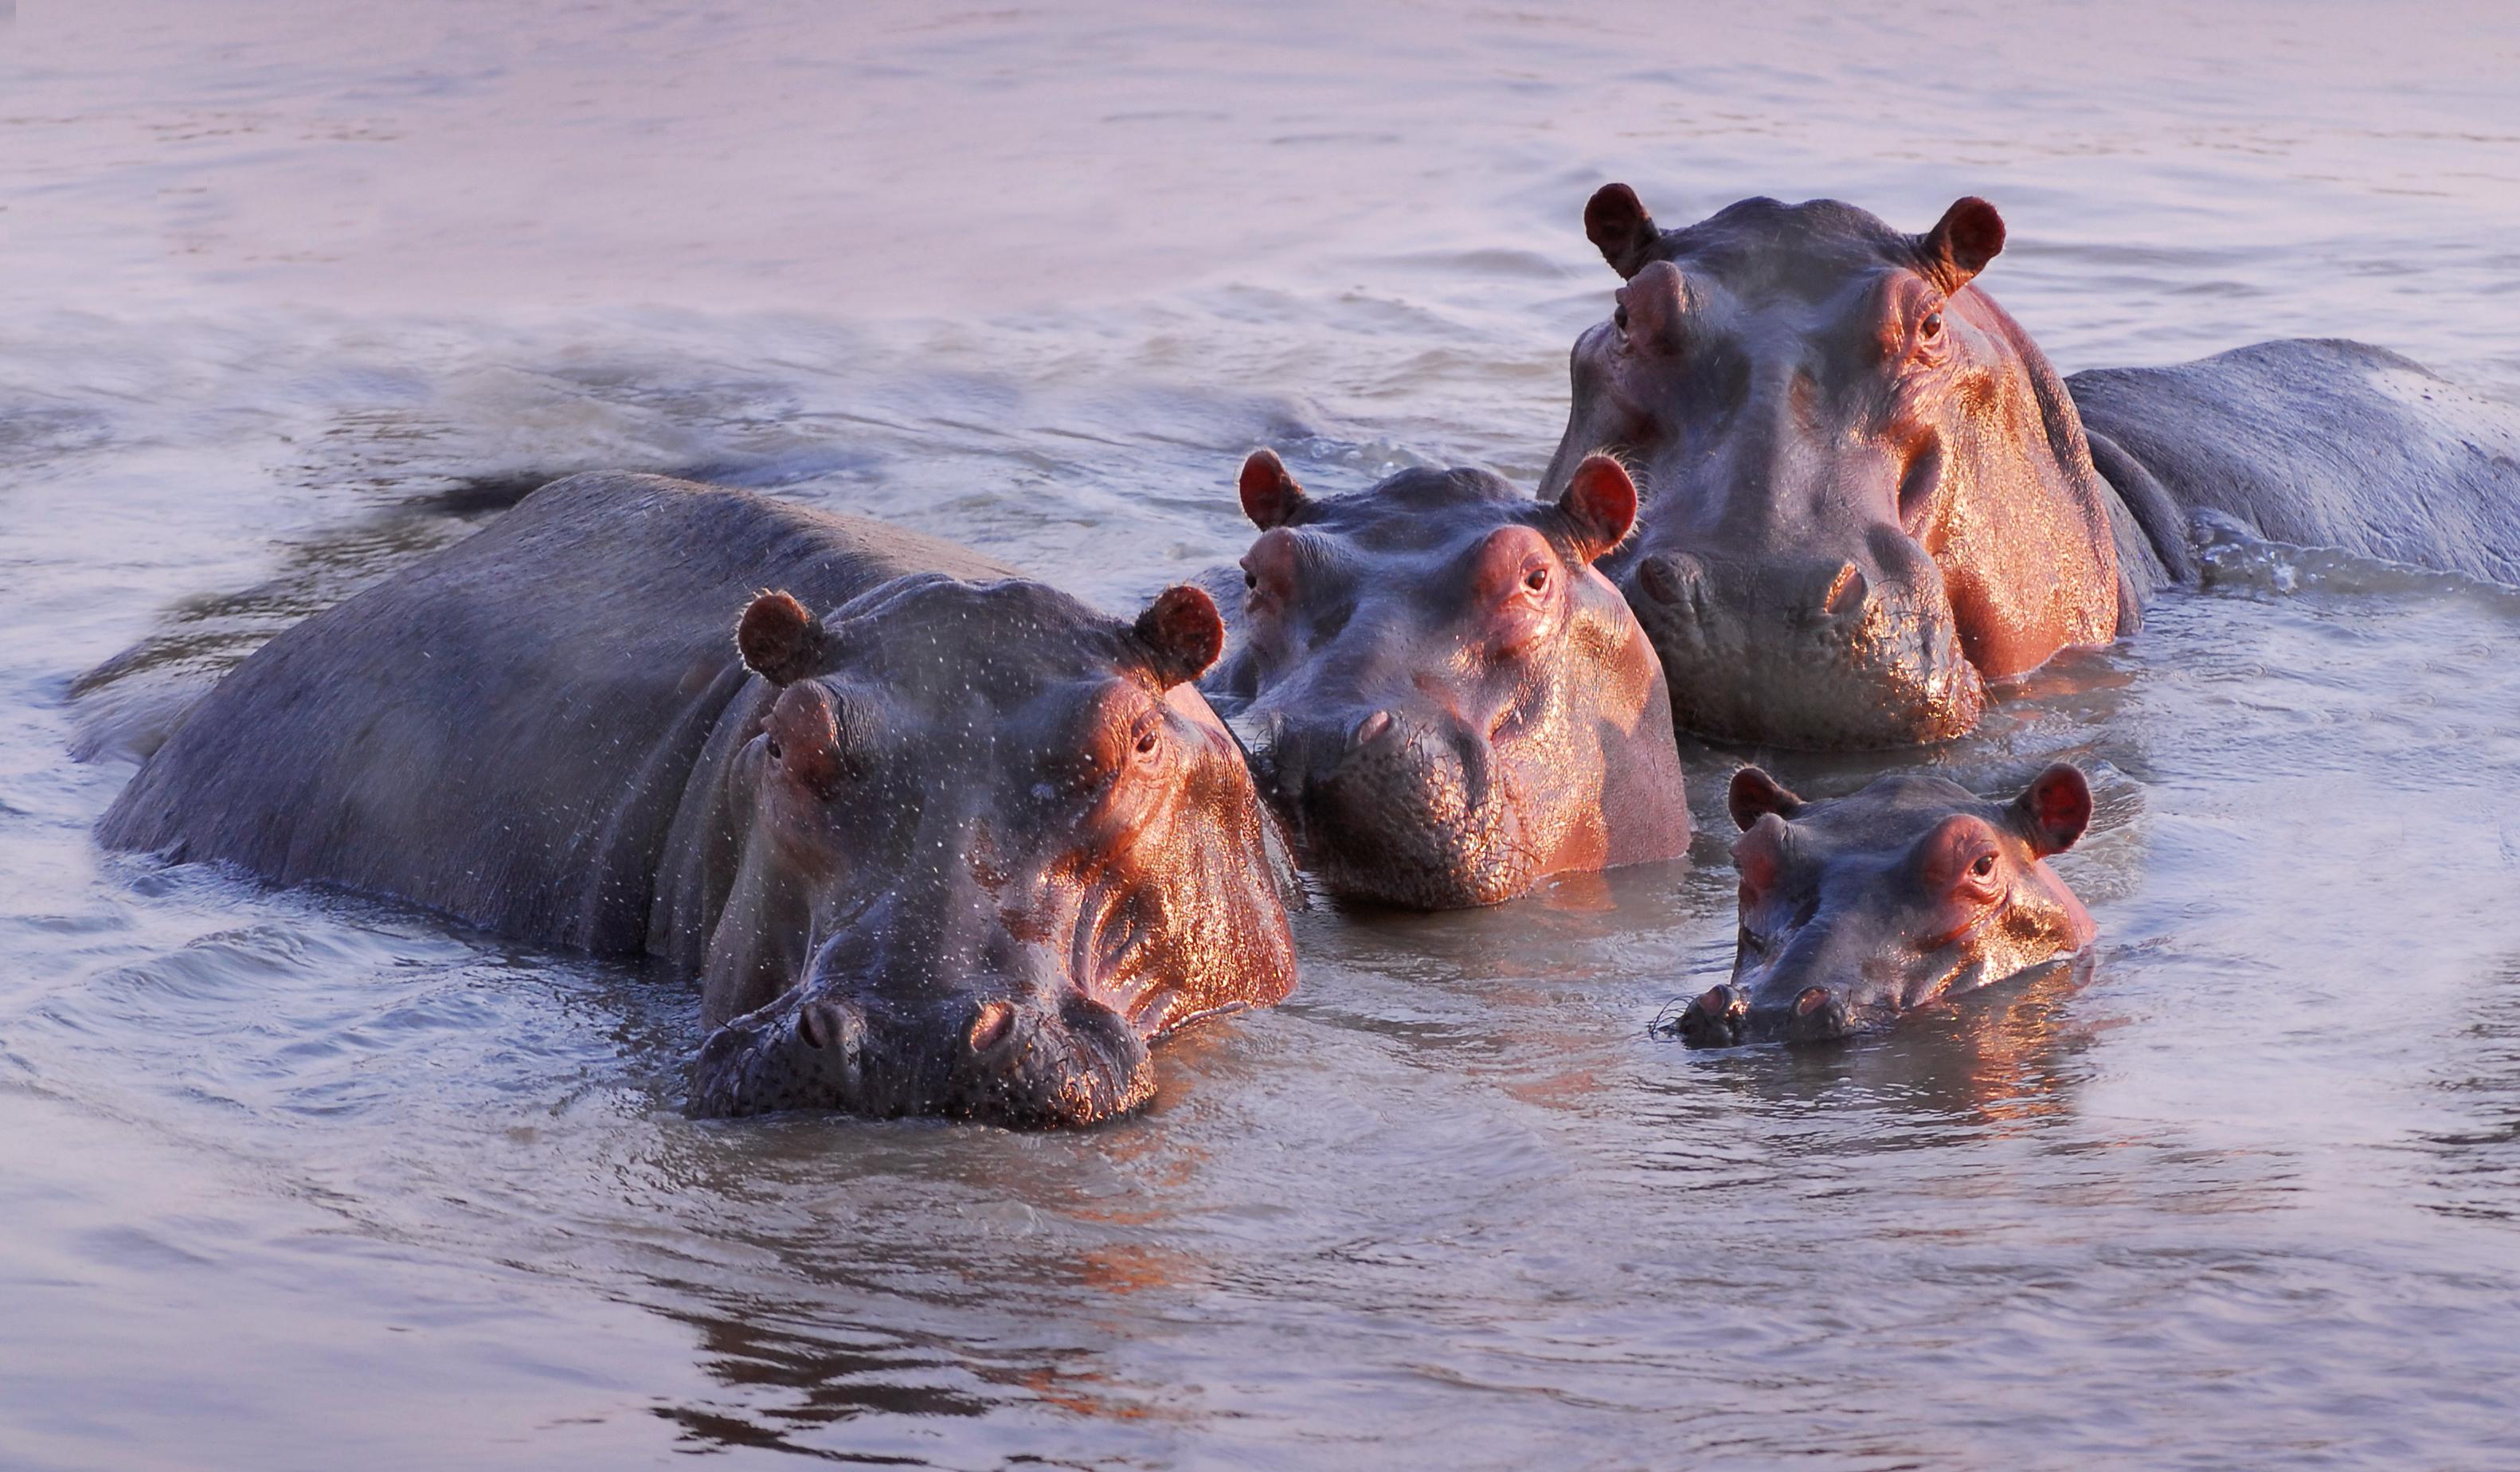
<box><xmin>1252</xmin><ymin>707</ymin><xmax>1535</xmax><ymax>910</ymax></box>
<box><xmin>1623</xmin><ymin>539</ymin><xmax>1986</xmax><ymax>750</ymax></box>
<box><xmin>687</xmin><ymin>980</ymin><xmax>1154</xmax><ymax>1126</ymax></box>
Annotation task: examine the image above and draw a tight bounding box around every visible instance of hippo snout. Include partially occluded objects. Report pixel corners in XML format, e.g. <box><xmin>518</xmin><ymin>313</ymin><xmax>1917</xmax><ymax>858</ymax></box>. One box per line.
<box><xmin>947</xmin><ymin>991</ymin><xmax>1155</xmax><ymax>1128</ymax></box>
<box><xmin>687</xmin><ymin>985</ymin><xmax>1155</xmax><ymax>1126</ymax></box>
<box><xmin>1622</xmin><ymin>544</ymin><xmax>1987</xmax><ymax>749</ymax></box>
<box><xmin>1670</xmin><ymin>981</ymin><xmax>1857</xmax><ymax>1048</ymax></box>
<box><xmin>1254</xmin><ymin>706</ymin><xmax>1526</xmax><ymax>909</ymax></box>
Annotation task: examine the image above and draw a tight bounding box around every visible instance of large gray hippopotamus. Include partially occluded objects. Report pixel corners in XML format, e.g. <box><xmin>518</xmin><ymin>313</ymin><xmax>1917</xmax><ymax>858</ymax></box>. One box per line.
<box><xmin>1197</xmin><ymin>450</ymin><xmax>1691</xmax><ymax>908</ymax></box>
<box><xmin>1670</xmin><ymin>763</ymin><xmax>2095</xmax><ymax>1047</ymax></box>
<box><xmin>99</xmin><ymin>474</ymin><xmax>1298</xmax><ymax>1126</ymax></box>
<box><xmin>1548</xmin><ymin>186</ymin><xmax>2520</xmax><ymax>747</ymax></box>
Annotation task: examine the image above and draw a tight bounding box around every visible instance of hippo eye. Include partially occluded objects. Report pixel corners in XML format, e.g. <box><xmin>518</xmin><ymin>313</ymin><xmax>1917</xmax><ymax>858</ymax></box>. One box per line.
<box><xmin>765</xmin><ymin>736</ymin><xmax>782</xmax><ymax>761</ymax></box>
<box><xmin>1970</xmin><ymin>852</ymin><xmax>1995</xmax><ymax>878</ymax></box>
<box><xmin>1523</xmin><ymin>566</ymin><xmax>1550</xmax><ymax>593</ymax></box>
<box><xmin>1244</xmin><ymin>571</ymin><xmax>1257</xmax><ymax>591</ymax></box>
<box><xmin>1614</xmin><ymin>303</ymin><xmax>1630</xmax><ymax>333</ymax></box>
<box><xmin>1134</xmin><ymin>730</ymin><xmax>1160</xmax><ymax>757</ymax></box>
<box><xmin>1920</xmin><ymin>312</ymin><xmax>1944</xmax><ymax>343</ymax></box>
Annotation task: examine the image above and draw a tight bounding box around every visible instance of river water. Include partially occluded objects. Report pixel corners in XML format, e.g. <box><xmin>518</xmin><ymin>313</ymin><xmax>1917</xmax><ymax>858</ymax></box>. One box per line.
<box><xmin>5</xmin><ymin>2</ymin><xmax>2519</xmax><ymax>1467</ymax></box>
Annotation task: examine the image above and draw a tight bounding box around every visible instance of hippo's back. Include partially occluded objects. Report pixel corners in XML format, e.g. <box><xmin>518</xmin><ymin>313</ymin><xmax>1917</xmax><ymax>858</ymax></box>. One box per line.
<box><xmin>99</xmin><ymin>472</ymin><xmax>1012</xmax><ymax>953</ymax></box>
<box><xmin>2069</xmin><ymin>339</ymin><xmax>2520</xmax><ymax>586</ymax></box>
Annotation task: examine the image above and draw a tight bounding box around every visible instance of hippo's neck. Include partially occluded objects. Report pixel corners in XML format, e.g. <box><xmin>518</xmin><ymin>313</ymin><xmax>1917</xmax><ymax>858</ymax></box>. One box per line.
<box><xmin>2080</xmin><ymin>422</ymin><xmax>2200</xmax><ymax>609</ymax></box>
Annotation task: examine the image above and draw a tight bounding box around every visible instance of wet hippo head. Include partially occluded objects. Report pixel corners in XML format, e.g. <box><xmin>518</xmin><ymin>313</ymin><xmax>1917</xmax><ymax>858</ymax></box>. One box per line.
<box><xmin>1675</xmin><ymin>763</ymin><xmax>2095</xmax><ymax>1047</ymax></box>
<box><xmin>1201</xmin><ymin>451</ymin><xmax>1689</xmax><ymax>908</ymax></box>
<box><xmin>1546</xmin><ymin>188</ymin><xmax>2127</xmax><ymax>747</ymax></box>
<box><xmin>686</xmin><ymin>577</ymin><xmax>1297</xmax><ymax>1124</ymax></box>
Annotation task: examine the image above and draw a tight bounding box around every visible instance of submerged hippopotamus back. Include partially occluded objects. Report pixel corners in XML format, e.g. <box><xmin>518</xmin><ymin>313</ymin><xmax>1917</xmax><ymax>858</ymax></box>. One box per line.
<box><xmin>1671</xmin><ymin>763</ymin><xmax>2095</xmax><ymax>1047</ymax></box>
<box><xmin>1549</xmin><ymin>186</ymin><xmax>2520</xmax><ymax>748</ymax></box>
<box><xmin>1199</xmin><ymin>450</ymin><xmax>1689</xmax><ymax>907</ymax></box>
<box><xmin>100</xmin><ymin>473</ymin><xmax>1297</xmax><ymax>1126</ymax></box>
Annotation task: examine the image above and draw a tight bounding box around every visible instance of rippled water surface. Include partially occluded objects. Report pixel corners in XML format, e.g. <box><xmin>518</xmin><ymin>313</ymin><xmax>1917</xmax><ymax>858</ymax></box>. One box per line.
<box><xmin>6</xmin><ymin>3</ymin><xmax>2520</xmax><ymax>1466</ymax></box>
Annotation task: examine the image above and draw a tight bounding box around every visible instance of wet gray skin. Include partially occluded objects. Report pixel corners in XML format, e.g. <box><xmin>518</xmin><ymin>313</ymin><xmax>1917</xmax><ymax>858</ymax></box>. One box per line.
<box><xmin>99</xmin><ymin>474</ymin><xmax>1298</xmax><ymax>1127</ymax></box>
<box><xmin>1673</xmin><ymin>763</ymin><xmax>2096</xmax><ymax>1047</ymax></box>
<box><xmin>1198</xmin><ymin>451</ymin><xmax>1691</xmax><ymax>908</ymax></box>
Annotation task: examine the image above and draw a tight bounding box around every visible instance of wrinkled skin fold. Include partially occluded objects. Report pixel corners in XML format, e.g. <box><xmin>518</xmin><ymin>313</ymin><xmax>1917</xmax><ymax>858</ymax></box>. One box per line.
<box><xmin>1669</xmin><ymin>763</ymin><xmax>2096</xmax><ymax>1047</ymax></box>
<box><xmin>98</xmin><ymin>473</ymin><xmax>1297</xmax><ymax>1126</ymax></box>
<box><xmin>1198</xmin><ymin>450</ymin><xmax>1690</xmax><ymax>908</ymax></box>
<box><xmin>1548</xmin><ymin>186</ymin><xmax>2520</xmax><ymax>748</ymax></box>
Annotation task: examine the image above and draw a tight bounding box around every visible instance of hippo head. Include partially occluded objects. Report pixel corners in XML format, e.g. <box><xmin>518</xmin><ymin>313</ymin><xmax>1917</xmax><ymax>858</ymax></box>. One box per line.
<box><xmin>1200</xmin><ymin>451</ymin><xmax>1690</xmax><ymax>908</ymax></box>
<box><xmin>1545</xmin><ymin>188</ymin><xmax>2126</xmax><ymax>748</ymax></box>
<box><xmin>685</xmin><ymin>577</ymin><xmax>1297</xmax><ymax>1125</ymax></box>
<box><xmin>1673</xmin><ymin>763</ymin><xmax>2095</xmax><ymax>1047</ymax></box>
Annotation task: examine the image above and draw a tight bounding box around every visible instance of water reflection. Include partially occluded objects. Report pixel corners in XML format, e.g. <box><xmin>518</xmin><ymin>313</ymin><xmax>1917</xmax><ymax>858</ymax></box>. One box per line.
<box><xmin>10</xmin><ymin>0</ymin><xmax>2520</xmax><ymax>1462</ymax></box>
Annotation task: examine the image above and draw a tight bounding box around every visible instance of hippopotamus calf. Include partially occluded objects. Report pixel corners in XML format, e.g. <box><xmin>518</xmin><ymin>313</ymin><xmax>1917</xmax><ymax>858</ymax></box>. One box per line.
<box><xmin>1550</xmin><ymin>186</ymin><xmax>2520</xmax><ymax>748</ymax></box>
<box><xmin>1673</xmin><ymin>763</ymin><xmax>2094</xmax><ymax>1047</ymax></box>
<box><xmin>1198</xmin><ymin>450</ymin><xmax>1690</xmax><ymax>907</ymax></box>
<box><xmin>98</xmin><ymin>473</ymin><xmax>1297</xmax><ymax>1126</ymax></box>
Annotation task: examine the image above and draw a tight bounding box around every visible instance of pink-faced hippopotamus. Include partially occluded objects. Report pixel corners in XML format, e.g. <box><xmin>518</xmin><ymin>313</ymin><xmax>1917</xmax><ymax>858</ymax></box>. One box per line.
<box><xmin>1670</xmin><ymin>763</ymin><xmax>2095</xmax><ymax>1047</ymax></box>
<box><xmin>1197</xmin><ymin>450</ymin><xmax>1691</xmax><ymax>907</ymax></box>
<box><xmin>98</xmin><ymin>473</ymin><xmax>1297</xmax><ymax>1126</ymax></box>
<box><xmin>1548</xmin><ymin>186</ymin><xmax>2520</xmax><ymax>748</ymax></box>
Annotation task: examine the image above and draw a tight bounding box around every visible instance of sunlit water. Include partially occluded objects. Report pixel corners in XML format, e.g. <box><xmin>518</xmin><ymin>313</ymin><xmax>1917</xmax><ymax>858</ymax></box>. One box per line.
<box><xmin>5</xmin><ymin>3</ymin><xmax>2519</xmax><ymax>1467</ymax></box>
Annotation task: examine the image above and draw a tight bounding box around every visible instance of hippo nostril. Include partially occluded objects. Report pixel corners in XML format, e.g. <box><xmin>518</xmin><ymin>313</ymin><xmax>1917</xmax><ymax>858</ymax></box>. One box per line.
<box><xmin>1673</xmin><ymin>982</ymin><xmax>1750</xmax><ymax>1048</ymax></box>
<box><xmin>795</xmin><ymin>998</ymin><xmax>859</xmax><ymax>1051</ymax></box>
<box><xmin>1822</xmin><ymin>563</ymin><xmax>1868</xmax><ymax>621</ymax></box>
<box><xmin>1787</xmin><ymin>985</ymin><xmax>1852</xmax><ymax>1043</ymax></box>
<box><xmin>1351</xmin><ymin>709</ymin><xmax>1395</xmax><ymax>749</ymax></box>
<box><xmin>966</xmin><ymin>998</ymin><xmax>1015</xmax><ymax>1053</ymax></box>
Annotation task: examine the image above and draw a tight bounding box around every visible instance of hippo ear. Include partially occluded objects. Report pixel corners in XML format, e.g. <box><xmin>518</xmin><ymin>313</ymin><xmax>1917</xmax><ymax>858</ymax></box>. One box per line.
<box><xmin>1238</xmin><ymin>448</ymin><xmax>1312</xmax><ymax>530</ymax></box>
<box><xmin>1132</xmin><ymin>584</ymin><xmax>1226</xmax><ymax>688</ymax></box>
<box><xmin>2010</xmin><ymin>763</ymin><xmax>2092</xmax><ymax>857</ymax></box>
<box><xmin>1728</xmin><ymin>766</ymin><xmax>1805</xmax><ymax>831</ymax></box>
<box><xmin>1916</xmin><ymin>197</ymin><xmax>2006</xmax><ymax>292</ymax></box>
<box><xmin>1556</xmin><ymin>455</ymin><xmax>1638</xmax><ymax>563</ymax></box>
<box><xmin>737</xmin><ymin>590</ymin><xmax>827</xmax><ymax>687</ymax></box>
<box><xmin>1584</xmin><ymin>182</ymin><xmax>1661</xmax><ymax>280</ymax></box>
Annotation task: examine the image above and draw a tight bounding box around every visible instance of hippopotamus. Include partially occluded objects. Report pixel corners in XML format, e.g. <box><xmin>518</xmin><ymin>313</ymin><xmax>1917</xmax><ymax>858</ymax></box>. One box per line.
<box><xmin>97</xmin><ymin>472</ymin><xmax>1298</xmax><ymax>1126</ymax></box>
<box><xmin>1670</xmin><ymin>763</ymin><xmax>2095</xmax><ymax>1047</ymax></box>
<box><xmin>1547</xmin><ymin>186</ymin><xmax>2520</xmax><ymax>747</ymax></box>
<box><xmin>1196</xmin><ymin>449</ymin><xmax>1691</xmax><ymax>907</ymax></box>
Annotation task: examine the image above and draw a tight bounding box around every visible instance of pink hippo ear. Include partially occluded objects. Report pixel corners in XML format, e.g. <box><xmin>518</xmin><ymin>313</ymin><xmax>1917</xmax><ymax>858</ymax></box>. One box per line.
<box><xmin>1584</xmin><ymin>182</ymin><xmax>1660</xmax><ymax>280</ymax></box>
<box><xmin>1133</xmin><ymin>585</ymin><xmax>1226</xmax><ymax>689</ymax></box>
<box><xmin>1238</xmin><ymin>449</ymin><xmax>1313</xmax><ymax>530</ymax></box>
<box><xmin>1557</xmin><ymin>454</ymin><xmax>1638</xmax><ymax>563</ymax></box>
<box><xmin>737</xmin><ymin>590</ymin><xmax>827</xmax><ymax>687</ymax></box>
<box><xmin>1728</xmin><ymin>765</ymin><xmax>1806</xmax><ymax>832</ymax></box>
<box><xmin>1918</xmin><ymin>197</ymin><xmax>2006</xmax><ymax>292</ymax></box>
<box><xmin>2010</xmin><ymin>763</ymin><xmax>2092</xmax><ymax>857</ymax></box>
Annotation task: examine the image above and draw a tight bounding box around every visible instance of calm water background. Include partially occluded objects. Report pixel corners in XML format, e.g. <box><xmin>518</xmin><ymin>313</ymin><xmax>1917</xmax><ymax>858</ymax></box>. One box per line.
<box><xmin>6</xmin><ymin>2</ymin><xmax>2520</xmax><ymax>1466</ymax></box>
